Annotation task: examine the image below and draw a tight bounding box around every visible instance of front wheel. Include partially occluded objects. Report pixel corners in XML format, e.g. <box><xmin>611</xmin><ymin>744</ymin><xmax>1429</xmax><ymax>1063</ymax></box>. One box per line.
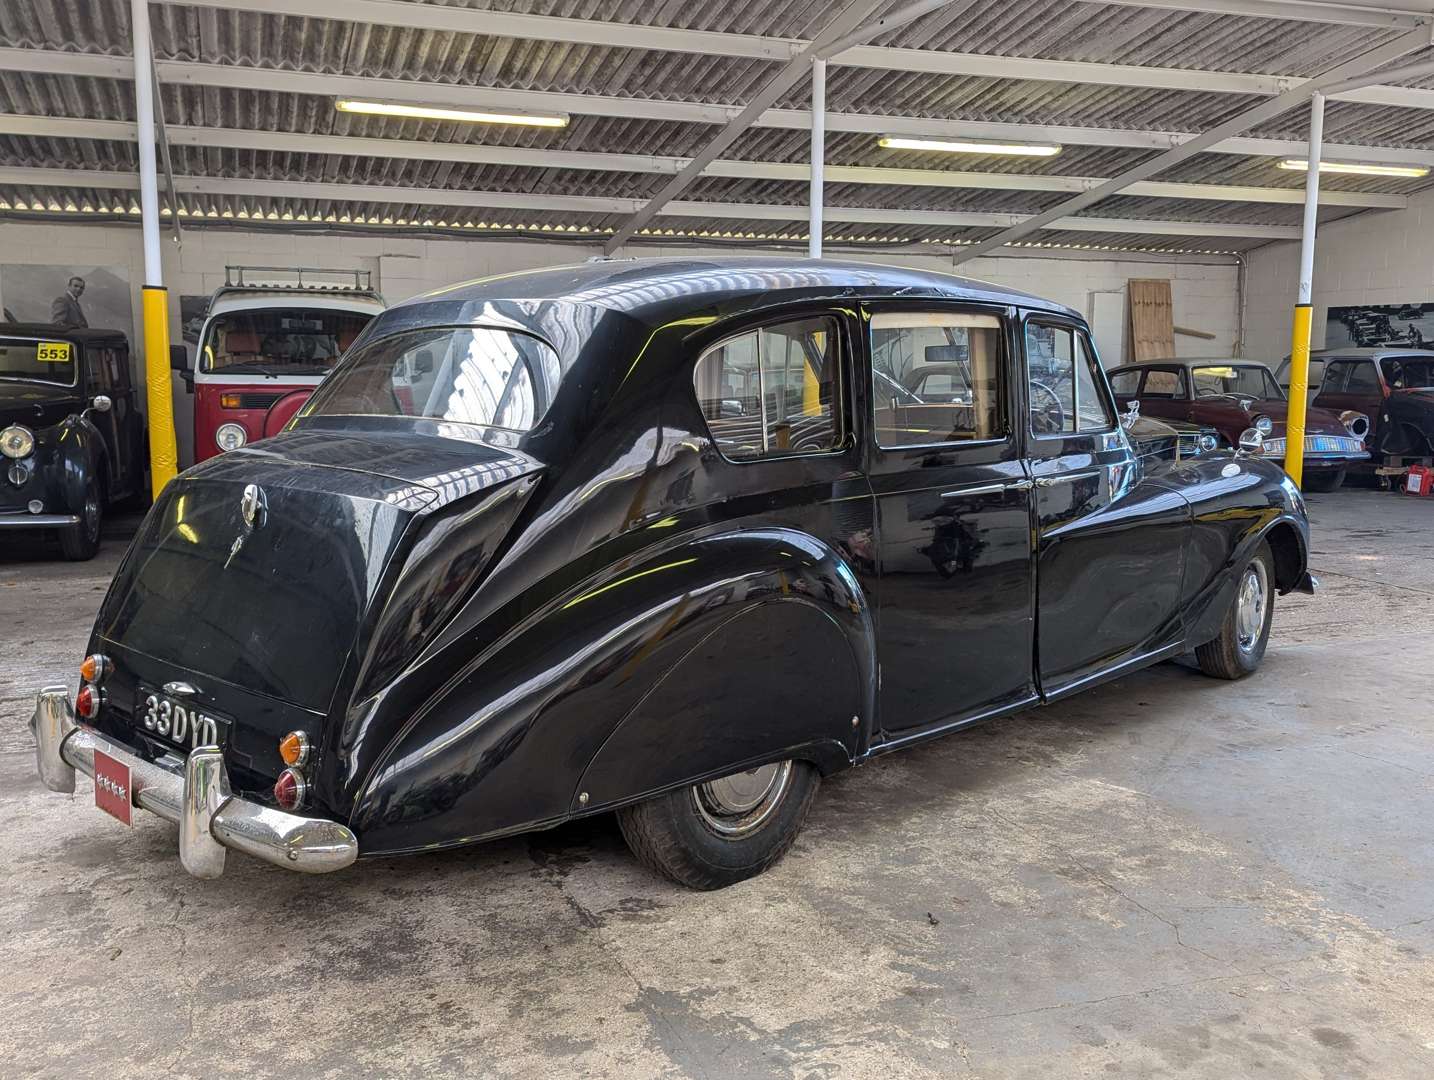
<box><xmin>58</xmin><ymin>478</ymin><xmax>103</xmax><ymax>561</ymax></box>
<box><xmin>1196</xmin><ymin>542</ymin><xmax>1274</xmax><ymax>680</ymax></box>
<box><xmin>616</xmin><ymin>760</ymin><xmax>820</xmax><ymax>890</ymax></box>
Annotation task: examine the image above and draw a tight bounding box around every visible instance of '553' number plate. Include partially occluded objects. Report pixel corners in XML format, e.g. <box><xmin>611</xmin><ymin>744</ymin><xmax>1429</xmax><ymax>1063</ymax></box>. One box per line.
<box><xmin>137</xmin><ymin>686</ymin><xmax>231</xmax><ymax>752</ymax></box>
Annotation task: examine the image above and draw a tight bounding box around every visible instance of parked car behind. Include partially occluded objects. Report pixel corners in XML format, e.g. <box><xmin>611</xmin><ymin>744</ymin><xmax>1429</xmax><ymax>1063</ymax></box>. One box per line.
<box><xmin>1292</xmin><ymin>348</ymin><xmax>1434</xmax><ymax>461</ymax></box>
<box><xmin>32</xmin><ymin>258</ymin><xmax>1314</xmax><ymax>888</ymax></box>
<box><xmin>1108</xmin><ymin>358</ymin><xmax>1369</xmax><ymax>491</ymax></box>
<box><xmin>1</xmin><ymin>324</ymin><xmax>145</xmax><ymax>559</ymax></box>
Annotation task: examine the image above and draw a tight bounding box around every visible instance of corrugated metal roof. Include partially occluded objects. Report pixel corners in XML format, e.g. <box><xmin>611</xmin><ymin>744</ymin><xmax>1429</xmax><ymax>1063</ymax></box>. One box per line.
<box><xmin>0</xmin><ymin>0</ymin><xmax>1430</xmax><ymax>253</ymax></box>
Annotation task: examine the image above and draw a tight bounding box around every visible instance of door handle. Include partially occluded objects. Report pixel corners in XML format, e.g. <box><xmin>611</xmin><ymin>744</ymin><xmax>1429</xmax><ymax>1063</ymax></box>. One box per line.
<box><xmin>1034</xmin><ymin>470</ymin><xmax>1101</xmax><ymax>488</ymax></box>
<box><xmin>941</xmin><ymin>478</ymin><xmax>1034</xmax><ymax>499</ymax></box>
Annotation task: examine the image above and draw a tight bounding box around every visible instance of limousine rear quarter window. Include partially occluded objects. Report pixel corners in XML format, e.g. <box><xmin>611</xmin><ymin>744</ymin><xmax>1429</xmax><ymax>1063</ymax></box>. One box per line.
<box><xmin>302</xmin><ymin>325</ymin><xmax>563</xmax><ymax>432</ymax></box>
<box><xmin>694</xmin><ymin>316</ymin><xmax>842</xmax><ymax>461</ymax></box>
<box><xmin>869</xmin><ymin>310</ymin><xmax>1005</xmax><ymax>447</ymax></box>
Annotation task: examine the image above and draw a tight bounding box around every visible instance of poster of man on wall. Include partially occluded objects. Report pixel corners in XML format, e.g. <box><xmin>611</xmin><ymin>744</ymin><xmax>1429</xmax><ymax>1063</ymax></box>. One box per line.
<box><xmin>1326</xmin><ymin>301</ymin><xmax>1434</xmax><ymax>350</ymax></box>
<box><xmin>0</xmin><ymin>264</ymin><xmax>134</xmax><ymax>340</ymax></box>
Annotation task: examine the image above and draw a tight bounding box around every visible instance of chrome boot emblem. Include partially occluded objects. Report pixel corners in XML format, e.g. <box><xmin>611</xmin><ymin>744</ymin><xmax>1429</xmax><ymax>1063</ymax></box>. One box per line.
<box><xmin>226</xmin><ymin>484</ymin><xmax>267</xmax><ymax>569</ymax></box>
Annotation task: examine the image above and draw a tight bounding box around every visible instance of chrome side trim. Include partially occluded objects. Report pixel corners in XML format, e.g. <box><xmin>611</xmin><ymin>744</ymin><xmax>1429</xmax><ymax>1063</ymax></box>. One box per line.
<box><xmin>939</xmin><ymin>478</ymin><xmax>1035</xmax><ymax>499</ymax></box>
<box><xmin>34</xmin><ymin>691</ymin><xmax>359</xmax><ymax>878</ymax></box>
<box><xmin>1035</xmin><ymin>470</ymin><xmax>1101</xmax><ymax>487</ymax></box>
<box><xmin>0</xmin><ymin>514</ymin><xmax>81</xmax><ymax>528</ymax></box>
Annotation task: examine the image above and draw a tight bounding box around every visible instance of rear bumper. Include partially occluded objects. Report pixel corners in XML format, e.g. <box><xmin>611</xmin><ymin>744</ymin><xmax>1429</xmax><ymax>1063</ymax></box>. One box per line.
<box><xmin>30</xmin><ymin>686</ymin><xmax>357</xmax><ymax>879</ymax></box>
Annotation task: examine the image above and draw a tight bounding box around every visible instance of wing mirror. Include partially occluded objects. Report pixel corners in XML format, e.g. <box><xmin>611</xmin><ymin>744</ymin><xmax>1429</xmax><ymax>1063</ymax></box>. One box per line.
<box><xmin>1237</xmin><ymin>427</ymin><xmax>1265</xmax><ymax>456</ymax></box>
<box><xmin>169</xmin><ymin>344</ymin><xmax>189</xmax><ymax>372</ymax></box>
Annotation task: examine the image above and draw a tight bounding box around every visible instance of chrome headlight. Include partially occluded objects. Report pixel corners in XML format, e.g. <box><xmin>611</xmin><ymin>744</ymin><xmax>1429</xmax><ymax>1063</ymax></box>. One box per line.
<box><xmin>1199</xmin><ymin>433</ymin><xmax>1219</xmax><ymax>453</ymax></box>
<box><xmin>1253</xmin><ymin>415</ymin><xmax>1274</xmax><ymax>434</ymax></box>
<box><xmin>0</xmin><ymin>424</ymin><xmax>35</xmax><ymax>459</ymax></box>
<box><xmin>1340</xmin><ymin>410</ymin><xmax>1370</xmax><ymax>440</ymax></box>
<box><xmin>214</xmin><ymin>422</ymin><xmax>248</xmax><ymax>452</ymax></box>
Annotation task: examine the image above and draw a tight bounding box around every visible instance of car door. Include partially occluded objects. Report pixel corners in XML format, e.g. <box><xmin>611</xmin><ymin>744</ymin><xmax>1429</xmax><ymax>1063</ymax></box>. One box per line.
<box><xmin>82</xmin><ymin>343</ymin><xmax>126</xmax><ymax>495</ymax></box>
<box><xmin>1315</xmin><ymin>357</ymin><xmax>1385</xmax><ymax>443</ymax></box>
<box><xmin>866</xmin><ymin>303</ymin><xmax>1036</xmax><ymax>740</ymax></box>
<box><xmin>1024</xmin><ymin>315</ymin><xmax>1189</xmax><ymax>695</ymax></box>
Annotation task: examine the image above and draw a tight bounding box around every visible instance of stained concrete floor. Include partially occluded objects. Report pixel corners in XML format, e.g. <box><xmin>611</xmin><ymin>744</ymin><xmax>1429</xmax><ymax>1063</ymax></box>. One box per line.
<box><xmin>2</xmin><ymin>488</ymin><xmax>1433</xmax><ymax>1079</ymax></box>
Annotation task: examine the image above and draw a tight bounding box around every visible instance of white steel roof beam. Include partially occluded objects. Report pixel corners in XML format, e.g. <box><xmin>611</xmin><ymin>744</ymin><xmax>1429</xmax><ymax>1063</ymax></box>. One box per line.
<box><xmin>0</xmin><ymin>166</ymin><xmax>1303</xmax><ymax>239</ymax></box>
<box><xmin>954</xmin><ymin>23</ymin><xmax>1433</xmax><ymax>261</ymax></box>
<box><xmin>1090</xmin><ymin>0</ymin><xmax>1434</xmax><ymax>30</ymax></box>
<box><xmin>151</xmin><ymin>0</ymin><xmax>1434</xmax><ymax>107</ymax></box>
<box><xmin>0</xmin><ymin>113</ymin><xmax>1408</xmax><ymax>209</ymax></box>
<box><xmin>7</xmin><ymin>49</ymin><xmax>1433</xmax><ymax>167</ymax></box>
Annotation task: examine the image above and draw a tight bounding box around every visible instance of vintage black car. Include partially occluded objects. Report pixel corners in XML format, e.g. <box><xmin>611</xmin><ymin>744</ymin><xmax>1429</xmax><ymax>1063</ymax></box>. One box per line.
<box><xmin>1</xmin><ymin>324</ymin><xmax>145</xmax><ymax>559</ymax></box>
<box><xmin>32</xmin><ymin>259</ymin><xmax>1315</xmax><ymax>888</ymax></box>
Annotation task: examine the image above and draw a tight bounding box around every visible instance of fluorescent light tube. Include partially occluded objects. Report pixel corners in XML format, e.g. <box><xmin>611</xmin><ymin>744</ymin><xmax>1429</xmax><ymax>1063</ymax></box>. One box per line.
<box><xmin>335</xmin><ymin>100</ymin><xmax>569</xmax><ymax>128</ymax></box>
<box><xmin>1277</xmin><ymin>159</ymin><xmax>1429</xmax><ymax>178</ymax></box>
<box><xmin>878</xmin><ymin>135</ymin><xmax>1061</xmax><ymax>157</ymax></box>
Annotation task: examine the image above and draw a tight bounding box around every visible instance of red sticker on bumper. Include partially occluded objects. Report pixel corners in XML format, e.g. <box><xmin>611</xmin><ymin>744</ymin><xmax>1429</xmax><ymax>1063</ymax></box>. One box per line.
<box><xmin>93</xmin><ymin>749</ymin><xmax>133</xmax><ymax>826</ymax></box>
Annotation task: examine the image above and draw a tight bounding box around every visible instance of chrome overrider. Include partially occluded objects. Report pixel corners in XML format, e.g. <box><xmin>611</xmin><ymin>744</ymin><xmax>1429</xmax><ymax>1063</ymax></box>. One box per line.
<box><xmin>29</xmin><ymin>686</ymin><xmax>358</xmax><ymax>879</ymax></box>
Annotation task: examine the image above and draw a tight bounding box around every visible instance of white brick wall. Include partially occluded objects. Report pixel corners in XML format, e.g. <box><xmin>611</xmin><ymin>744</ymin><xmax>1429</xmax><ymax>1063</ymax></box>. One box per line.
<box><xmin>1244</xmin><ymin>186</ymin><xmax>1434</xmax><ymax>362</ymax></box>
<box><xmin>0</xmin><ymin>221</ymin><xmax>1239</xmax><ymax>464</ymax></box>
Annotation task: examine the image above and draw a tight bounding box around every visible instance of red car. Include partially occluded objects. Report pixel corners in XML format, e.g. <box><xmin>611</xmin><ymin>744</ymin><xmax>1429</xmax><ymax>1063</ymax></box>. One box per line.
<box><xmin>1292</xmin><ymin>349</ymin><xmax>1434</xmax><ymax>462</ymax></box>
<box><xmin>1108</xmin><ymin>359</ymin><xmax>1369</xmax><ymax>491</ymax></box>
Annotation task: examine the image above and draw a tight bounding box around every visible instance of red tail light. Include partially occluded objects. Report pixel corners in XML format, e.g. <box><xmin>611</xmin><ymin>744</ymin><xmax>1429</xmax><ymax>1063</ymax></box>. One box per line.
<box><xmin>274</xmin><ymin>768</ymin><xmax>306</xmax><ymax>811</ymax></box>
<box><xmin>76</xmin><ymin>684</ymin><xmax>101</xmax><ymax>719</ymax></box>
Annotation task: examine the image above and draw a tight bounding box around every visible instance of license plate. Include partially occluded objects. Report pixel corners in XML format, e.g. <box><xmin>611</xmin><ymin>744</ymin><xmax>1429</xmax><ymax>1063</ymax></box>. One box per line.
<box><xmin>136</xmin><ymin>685</ymin><xmax>232</xmax><ymax>753</ymax></box>
<box><xmin>94</xmin><ymin>749</ymin><xmax>132</xmax><ymax>826</ymax></box>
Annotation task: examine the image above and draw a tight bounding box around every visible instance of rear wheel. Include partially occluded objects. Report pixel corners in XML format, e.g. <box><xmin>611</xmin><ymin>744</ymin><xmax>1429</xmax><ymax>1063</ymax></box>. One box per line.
<box><xmin>1302</xmin><ymin>467</ymin><xmax>1346</xmax><ymax>493</ymax></box>
<box><xmin>617</xmin><ymin>760</ymin><xmax>820</xmax><ymax>890</ymax></box>
<box><xmin>1196</xmin><ymin>542</ymin><xmax>1274</xmax><ymax>680</ymax></box>
<box><xmin>58</xmin><ymin>477</ymin><xmax>103</xmax><ymax>561</ymax></box>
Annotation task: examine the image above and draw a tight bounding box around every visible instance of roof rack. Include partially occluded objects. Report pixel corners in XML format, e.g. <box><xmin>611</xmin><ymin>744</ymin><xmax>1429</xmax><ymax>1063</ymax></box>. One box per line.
<box><xmin>217</xmin><ymin>265</ymin><xmax>380</xmax><ymax>300</ymax></box>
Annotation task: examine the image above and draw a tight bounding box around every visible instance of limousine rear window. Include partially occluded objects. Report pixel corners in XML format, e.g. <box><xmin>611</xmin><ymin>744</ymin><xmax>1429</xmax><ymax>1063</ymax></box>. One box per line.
<box><xmin>302</xmin><ymin>325</ymin><xmax>562</xmax><ymax>433</ymax></box>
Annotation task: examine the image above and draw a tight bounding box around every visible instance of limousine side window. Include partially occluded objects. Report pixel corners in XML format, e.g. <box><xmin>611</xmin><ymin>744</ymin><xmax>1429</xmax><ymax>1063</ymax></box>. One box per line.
<box><xmin>869</xmin><ymin>311</ymin><xmax>1006</xmax><ymax>447</ymax></box>
<box><xmin>693</xmin><ymin>316</ymin><xmax>843</xmax><ymax>461</ymax></box>
<box><xmin>1027</xmin><ymin>322</ymin><xmax>1114</xmax><ymax>435</ymax></box>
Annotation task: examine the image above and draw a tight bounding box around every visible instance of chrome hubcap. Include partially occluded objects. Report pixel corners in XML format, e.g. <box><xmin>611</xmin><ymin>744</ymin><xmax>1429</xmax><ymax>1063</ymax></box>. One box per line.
<box><xmin>1235</xmin><ymin>560</ymin><xmax>1268</xmax><ymax>654</ymax></box>
<box><xmin>693</xmin><ymin>760</ymin><xmax>793</xmax><ymax>838</ymax></box>
<box><xmin>84</xmin><ymin>491</ymin><xmax>100</xmax><ymax>541</ymax></box>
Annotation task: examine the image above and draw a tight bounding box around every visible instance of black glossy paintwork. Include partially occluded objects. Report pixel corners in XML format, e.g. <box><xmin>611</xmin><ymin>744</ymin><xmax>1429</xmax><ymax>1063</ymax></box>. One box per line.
<box><xmin>85</xmin><ymin>258</ymin><xmax>1311</xmax><ymax>858</ymax></box>
<box><xmin>0</xmin><ymin>325</ymin><xmax>144</xmax><ymax>519</ymax></box>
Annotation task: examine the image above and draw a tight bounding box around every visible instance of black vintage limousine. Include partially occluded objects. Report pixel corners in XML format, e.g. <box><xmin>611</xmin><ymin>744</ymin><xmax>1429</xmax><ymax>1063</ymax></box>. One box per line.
<box><xmin>2</xmin><ymin>324</ymin><xmax>146</xmax><ymax>559</ymax></box>
<box><xmin>32</xmin><ymin>259</ymin><xmax>1314</xmax><ymax>888</ymax></box>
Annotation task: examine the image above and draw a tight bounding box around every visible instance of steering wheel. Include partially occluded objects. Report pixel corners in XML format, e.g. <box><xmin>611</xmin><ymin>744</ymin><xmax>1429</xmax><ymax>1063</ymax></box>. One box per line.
<box><xmin>1029</xmin><ymin>380</ymin><xmax>1065</xmax><ymax>434</ymax></box>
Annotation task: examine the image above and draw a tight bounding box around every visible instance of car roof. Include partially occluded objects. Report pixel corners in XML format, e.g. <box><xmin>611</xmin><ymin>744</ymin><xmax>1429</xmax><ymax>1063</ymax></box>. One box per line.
<box><xmin>1111</xmin><ymin>357</ymin><xmax>1265</xmax><ymax>370</ymax></box>
<box><xmin>1311</xmin><ymin>347</ymin><xmax>1434</xmax><ymax>359</ymax></box>
<box><xmin>392</xmin><ymin>256</ymin><xmax>1082</xmax><ymax>327</ymax></box>
<box><xmin>0</xmin><ymin>322</ymin><xmax>128</xmax><ymax>345</ymax></box>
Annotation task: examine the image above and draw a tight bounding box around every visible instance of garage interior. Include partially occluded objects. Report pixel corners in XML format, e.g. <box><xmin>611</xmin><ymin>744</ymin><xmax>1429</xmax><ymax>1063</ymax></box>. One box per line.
<box><xmin>3</xmin><ymin>1</ymin><xmax>1434</xmax><ymax>1077</ymax></box>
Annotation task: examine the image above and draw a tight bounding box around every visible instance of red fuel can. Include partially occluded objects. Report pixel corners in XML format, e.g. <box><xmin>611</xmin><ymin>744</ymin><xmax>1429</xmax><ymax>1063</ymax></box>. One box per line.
<box><xmin>1407</xmin><ymin>464</ymin><xmax>1434</xmax><ymax>497</ymax></box>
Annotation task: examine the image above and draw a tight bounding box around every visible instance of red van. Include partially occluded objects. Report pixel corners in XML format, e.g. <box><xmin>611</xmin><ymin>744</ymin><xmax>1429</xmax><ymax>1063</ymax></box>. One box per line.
<box><xmin>174</xmin><ymin>267</ymin><xmax>384</xmax><ymax>462</ymax></box>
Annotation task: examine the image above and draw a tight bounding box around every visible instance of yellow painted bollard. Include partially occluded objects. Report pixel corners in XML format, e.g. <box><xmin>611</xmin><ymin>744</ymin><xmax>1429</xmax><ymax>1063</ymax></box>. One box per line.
<box><xmin>1285</xmin><ymin>303</ymin><xmax>1313</xmax><ymax>489</ymax></box>
<box><xmin>142</xmin><ymin>285</ymin><xmax>179</xmax><ymax>499</ymax></box>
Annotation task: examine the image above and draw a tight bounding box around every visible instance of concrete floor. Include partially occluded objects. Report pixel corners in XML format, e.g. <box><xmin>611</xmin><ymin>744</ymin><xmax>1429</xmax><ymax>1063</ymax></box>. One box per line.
<box><xmin>3</xmin><ymin>489</ymin><xmax>1433</xmax><ymax>1079</ymax></box>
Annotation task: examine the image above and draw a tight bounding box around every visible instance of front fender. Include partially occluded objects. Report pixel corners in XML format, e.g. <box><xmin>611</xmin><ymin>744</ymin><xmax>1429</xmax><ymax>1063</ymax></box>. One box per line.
<box><xmin>1174</xmin><ymin>456</ymin><xmax>1310</xmax><ymax>648</ymax></box>
<box><xmin>349</xmin><ymin>526</ymin><xmax>874</xmax><ymax>855</ymax></box>
<box><xmin>31</xmin><ymin>416</ymin><xmax>104</xmax><ymax>512</ymax></box>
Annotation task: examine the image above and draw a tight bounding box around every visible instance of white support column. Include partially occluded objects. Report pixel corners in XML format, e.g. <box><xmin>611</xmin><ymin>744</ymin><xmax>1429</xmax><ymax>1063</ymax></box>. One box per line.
<box><xmin>1285</xmin><ymin>91</ymin><xmax>1324</xmax><ymax>490</ymax></box>
<box><xmin>1297</xmin><ymin>93</ymin><xmax>1325</xmax><ymax>306</ymax></box>
<box><xmin>808</xmin><ymin>59</ymin><xmax>825</xmax><ymax>259</ymax></box>
<box><xmin>130</xmin><ymin>0</ymin><xmax>162</xmax><ymax>287</ymax></box>
<box><xmin>131</xmin><ymin>0</ymin><xmax>179</xmax><ymax>494</ymax></box>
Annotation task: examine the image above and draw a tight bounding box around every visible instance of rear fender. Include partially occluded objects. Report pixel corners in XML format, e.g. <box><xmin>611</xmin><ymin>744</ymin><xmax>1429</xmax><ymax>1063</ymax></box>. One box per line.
<box><xmin>349</xmin><ymin>527</ymin><xmax>874</xmax><ymax>855</ymax></box>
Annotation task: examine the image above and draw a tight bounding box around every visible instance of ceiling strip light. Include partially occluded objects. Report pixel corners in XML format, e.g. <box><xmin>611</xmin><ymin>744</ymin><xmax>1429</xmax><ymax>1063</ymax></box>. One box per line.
<box><xmin>879</xmin><ymin>135</ymin><xmax>1061</xmax><ymax>157</ymax></box>
<box><xmin>335</xmin><ymin>99</ymin><xmax>569</xmax><ymax>128</ymax></box>
<box><xmin>1276</xmin><ymin>158</ymin><xmax>1429</xmax><ymax>178</ymax></box>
